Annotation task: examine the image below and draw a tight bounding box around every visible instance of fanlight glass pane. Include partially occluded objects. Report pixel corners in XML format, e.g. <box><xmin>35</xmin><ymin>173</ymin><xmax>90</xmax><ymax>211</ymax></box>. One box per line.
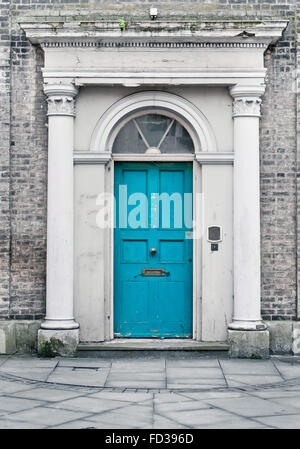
<box><xmin>112</xmin><ymin>113</ymin><xmax>194</xmax><ymax>154</ymax></box>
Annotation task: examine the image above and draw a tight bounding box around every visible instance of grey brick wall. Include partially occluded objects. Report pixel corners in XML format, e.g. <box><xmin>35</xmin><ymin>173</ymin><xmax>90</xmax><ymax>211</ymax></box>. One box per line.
<box><xmin>0</xmin><ymin>0</ymin><xmax>298</xmax><ymax>321</ymax></box>
<box><xmin>9</xmin><ymin>40</ymin><xmax>47</xmax><ymax>320</ymax></box>
<box><xmin>297</xmin><ymin>1</ymin><xmax>300</xmax><ymax>320</ymax></box>
<box><xmin>0</xmin><ymin>0</ymin><xmax>11</xmax><ymax>317</ymax></box>
<box><xmin>260</xmin><ymin>19</ymin><xmax>297</xmax><ymax>321</ymax></box>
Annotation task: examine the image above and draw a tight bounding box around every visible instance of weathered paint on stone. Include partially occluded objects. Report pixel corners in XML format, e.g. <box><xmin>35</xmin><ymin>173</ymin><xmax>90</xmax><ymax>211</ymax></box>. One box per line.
<box><xmin>228</xmin><ymin>330</ymin><xmax>270</xmax><ymax>359</ymax></box>
<box><xmin>266</xmin><ymin>321</ymin><xmax>293</xmax><ymax>354</ymax></box>
<box><xmin>15</xmin><ymin>320</ymin><xmax>42</xmax><ymax>353</ymax></box>
<box><xmin>0</xmin><ymin>321</ymin><xmax>16</xmax><ymax>354</ymax></box>
<box><xmin>292</xmin><ymin>322</ymin><xmax>300</xmax><ymax>355</ymax></box>
<box><xmin>38</xmin><ymin>329</ymin><xmax>79</xmax><ymax>357</ymax></box>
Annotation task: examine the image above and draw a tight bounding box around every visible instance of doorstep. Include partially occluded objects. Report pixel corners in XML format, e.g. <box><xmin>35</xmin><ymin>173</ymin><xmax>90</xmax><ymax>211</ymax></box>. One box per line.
<box><xmin>77</xmin><ymin>339</ymin><xmax>229</xmax><ymax>351</ymax></box>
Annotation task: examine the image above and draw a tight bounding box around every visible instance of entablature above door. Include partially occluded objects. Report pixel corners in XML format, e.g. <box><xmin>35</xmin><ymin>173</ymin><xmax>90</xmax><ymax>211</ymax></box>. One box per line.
<box><xmin>20</xmin><ymin>19</ymin><xmax>287</xmax><ymax>87</ymax></box>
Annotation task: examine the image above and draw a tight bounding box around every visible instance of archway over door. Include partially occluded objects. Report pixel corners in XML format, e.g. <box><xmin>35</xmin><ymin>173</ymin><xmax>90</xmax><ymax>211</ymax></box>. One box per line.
<box><xmin>89</xmin><ymin>91</ymin><xmax>218</xmax><ymax>155</ymax></box>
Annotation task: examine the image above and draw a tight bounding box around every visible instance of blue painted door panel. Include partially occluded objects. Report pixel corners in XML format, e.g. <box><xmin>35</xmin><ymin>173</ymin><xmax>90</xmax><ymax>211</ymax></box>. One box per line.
<box><xmin>114</xmin><ymin>162</ymin><xmax>193</xmax><ymax>338</ymax></box>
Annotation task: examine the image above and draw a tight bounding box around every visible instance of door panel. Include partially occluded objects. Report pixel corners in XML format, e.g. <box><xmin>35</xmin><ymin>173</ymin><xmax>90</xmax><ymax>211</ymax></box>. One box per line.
<box><xmin>121</xmin><ymin>240</ymin><xmax>148</xmax><ymax>263</ymax></box>
<box><xmin>114</xmin><ymin>162</ymin><xmax>193</xmax><ymax>338</ymax></box>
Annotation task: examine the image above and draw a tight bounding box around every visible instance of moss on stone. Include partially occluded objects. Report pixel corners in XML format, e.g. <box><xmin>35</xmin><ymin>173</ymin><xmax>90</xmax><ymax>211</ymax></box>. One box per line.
<box><xmin>38</xmin><ymin>337</ymin><xmax>64</xmax><ymax>358</ymax></box>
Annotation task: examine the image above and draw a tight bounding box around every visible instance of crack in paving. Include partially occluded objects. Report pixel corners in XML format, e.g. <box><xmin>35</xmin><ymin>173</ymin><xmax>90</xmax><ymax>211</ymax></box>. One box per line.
<box><xmin>271</xmin><ymin>359</ymin><xmax>286</xmax><ymax>381</ymax></box>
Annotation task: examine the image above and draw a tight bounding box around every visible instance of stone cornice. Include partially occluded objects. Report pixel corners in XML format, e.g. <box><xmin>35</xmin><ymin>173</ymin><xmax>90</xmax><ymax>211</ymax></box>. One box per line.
<box><xmin>20</xmin><ymin>20</ymin><xmax>288</xmax><ymax>47</ymax></box>
<box><xmin>42</xmin><ymin>41</ymin><xmax>268</xmax><ymax>49</ymax></box>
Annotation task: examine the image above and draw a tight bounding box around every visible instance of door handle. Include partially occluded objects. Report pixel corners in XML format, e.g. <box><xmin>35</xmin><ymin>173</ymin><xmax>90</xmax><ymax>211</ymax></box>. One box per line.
<box><xmin>150</xmin><ymin>248</ymin><xmax>157</xmax><ymax>255</ymax></box>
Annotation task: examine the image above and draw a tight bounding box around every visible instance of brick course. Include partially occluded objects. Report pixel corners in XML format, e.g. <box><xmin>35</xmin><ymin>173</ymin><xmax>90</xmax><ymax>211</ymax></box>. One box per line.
<box><xmin>0</xmin><ymin>0</ymin><xmax>298</xmax><ymax>321</ymax></box>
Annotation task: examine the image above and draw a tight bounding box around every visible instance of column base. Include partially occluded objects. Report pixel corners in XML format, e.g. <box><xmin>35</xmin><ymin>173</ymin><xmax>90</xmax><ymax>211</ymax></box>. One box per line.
<box><xmin>0</xmin><ymin>321</ymin><xmax>16</xmax><ymax>354</ymax></box>
<box><xmin>228</xmin><ymin>329</ymin><xmax>269</xmax><ymax>359</ymax></box>
<box><xmin>38</xmin><ymin>328</ymin><xmax>79</xmax><ymax>357</ymax></box>
<box><xmin>293</xmin><ymin>322</ymin><xmax>300</xmax><ymax>355</ymax></box>
<box><xmin>40</xmin><ymin>319</ymin><xmax>79</xmax><ymax>330</ymax></box>
<box><xmin>228</xmin><ymin>320</ymin><xmax>267</xmax><ymax>331</ymax></box>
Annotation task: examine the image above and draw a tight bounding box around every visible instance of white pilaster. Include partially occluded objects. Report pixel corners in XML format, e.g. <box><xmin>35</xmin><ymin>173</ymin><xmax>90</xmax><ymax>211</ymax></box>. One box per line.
<box><xmin>41</xmin><ymin>83</ymin><xmax>79</xmax><ymax>332</ymax></box>
<box><xmin>229</xmin><ymin>84</ymin><xmax>266</xmax><ymax>332</ymax></box>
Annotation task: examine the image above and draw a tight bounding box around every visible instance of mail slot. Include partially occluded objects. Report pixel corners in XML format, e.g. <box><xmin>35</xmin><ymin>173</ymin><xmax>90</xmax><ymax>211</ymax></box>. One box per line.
<box><xmin>142</xmin><ymin>268</ymin><xmax>166</xmax><ymax>277</ymax></box>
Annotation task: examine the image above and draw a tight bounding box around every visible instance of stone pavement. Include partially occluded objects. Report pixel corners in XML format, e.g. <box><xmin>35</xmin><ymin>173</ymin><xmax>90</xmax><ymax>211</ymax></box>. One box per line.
<box><xmin>1</xmin><ymin>353</ymin><xmax>300</xmax><ymax>428</ymax></box>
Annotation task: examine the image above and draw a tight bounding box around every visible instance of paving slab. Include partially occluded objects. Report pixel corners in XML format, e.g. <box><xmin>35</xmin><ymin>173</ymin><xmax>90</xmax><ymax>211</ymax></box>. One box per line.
<box><xmin>225</xmin><ymin>374</ymin><xmax>283</xmax><ymax>388</ymax></box>
<box><xmin>0</xmin><ymin>419</ymin><xmax>45</xmax><ymax>429</ymax></box>
<box><xmin>249</xmin><ymin>390</ymin><xmax>300</xmax><ymax>399</ymax></box>
<box><xmin>162</xmin><ymin>407</ymin><xmax>234</xmax><ymax>428</ymax></box>
<box><xmin>166</xmin><ymin>359</ymin><xmax>220</xmax><ymax>368</ymax></box>
<box><xmin>284</xmin><ymin>384</ymin><xmax>300</xmax><ymax>391</ymax></box>
<box><xmin>153</xmin><ymin>392</ymin><xmax>192</xmax><ymax>404</ymax></box>
<box><xmin>86</xmin><ymin>404</ymin><xmax>153</xmax><ymax>428</ymax></box>
<box><xmin>204</xmin><ymin>396</ymin><xmax>298</xmax><ymax>418</ymax></box>
<box><xmin>0</xmin><ymin>396</ymin><xmax>42</xmax><ymax>413</ymax></box>
<box><xmin>10</xmin><ymin>387</ymin><xmax>85</xmax><ymax>403</ymax></box>
<box><xmin>4</xmin><ymin>406</ymin><xmax>90</xmax><ymax>426</ymax></box>
<box><xmin>152</xmin><ymin>414</ymin><xmax>189</xmax><ymax>429</ymax></box>
<box><xmin>166</xmin><ymin>367</ymin><xmax>224</xmax><ymax>379</ymax></box>
<box><xmin>167</xmin><ymin>383</ymin><xmax>226</xmax><ymax>390</ymax></box>
<box><xmin>167</xmin><ymin>378</ymin><xmax>226</xmax><ymax>389</ymax></box>
<box><xmin>108</xmin><ymin>372</ymin><xmax>164</xmax><ymax>381</ymax></box>
<box><xmin>0</xmin><ymin>366</ymin><xmax>54</xmax><ymax>382</ymax></box>
<box><xmin>265</xmin><ymin>395</ymin><xmax>300</xmax><ymax>411</ymax></box>
<box><xmin>202</xmin><ymin>416</ymin><xmax>269</xmax><ymax>429</ymax></box>
<box><xmin>47</xmin><ymin>366</ymin><xmax>110</xmax><ymax>387</ymax></box>
<box><xmin>254</xmin><ymin>413</ymin><xmax>300</xmax><ymax>429</ymax></box>
<box><xmin>83</xmin><ymin>420</ymin><xmax>148</xmax><ymax>429</ymax></box>
<box><xmin>105</xmin><ymin>379</ymin><xmax>165</xmax><ymax>389</ymax></box>
<box><xmin>0</xmin><ymin>381</ymin><xmax>36</xmax><ymax>395</ymax></box>
<box><xmin>219</xmin><ymin>359</ymin><xmax>278</xmax><ymax>375</ymax></box>
<box><xmin>0</xmin><ymin>358</ymin><xmax>58</xmax><ymax>369</ymax></box>
<box><xmin>51</xmin><ymin>419</ymin><xmax>99</xmax><ymax>429</ymax></box>
<box><xmin>110</xmin><ymin>360</ymin><xmax>165</xmax><ymax>372</ymax></box>
<box><xmin>0</xmin><ymin>356</ymin><xmax>9</xmax><ymax>367</ymax></box>
<box><xmin>50</xmin><ymin>396</ymin><xmax>129</xmax><ymax>414</ymax></box>
<box><xmin>181</xmin><ymin>391</ymin><xmax>245</xmax><ymax>400</ymax></box>
<box><xmin>273</xmin><ymin>360</ymin><xmax>300</xmax><ymax>379</ymax></box>
<box><xmin>58</xmin><ymin>358</ymin><xmax>111</xmax><ymax>368</ymax></box>
<box><xmin>88</xmin><ymin>391</ymin><xmax>152</xmax><ymax>403</ymax></box>
<box><xmin>155</xmin><ymin>399</ymin><xmax>212</xmax><ymax>414</ymax></box>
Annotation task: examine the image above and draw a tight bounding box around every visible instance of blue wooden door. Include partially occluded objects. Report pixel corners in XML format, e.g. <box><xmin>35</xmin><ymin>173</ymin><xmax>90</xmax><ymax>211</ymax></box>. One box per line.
<box><xmin>114</xmin><ymin>162</ymin><xmax>193</xmax><ymax>338</ymax></box>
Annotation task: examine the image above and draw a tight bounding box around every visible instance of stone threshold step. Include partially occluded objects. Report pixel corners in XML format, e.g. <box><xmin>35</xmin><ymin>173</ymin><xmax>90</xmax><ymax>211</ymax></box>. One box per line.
<box><xmin>77</xmin><ymin>339</ymin><xmax>229</xmax><ymax>351</ymax></box>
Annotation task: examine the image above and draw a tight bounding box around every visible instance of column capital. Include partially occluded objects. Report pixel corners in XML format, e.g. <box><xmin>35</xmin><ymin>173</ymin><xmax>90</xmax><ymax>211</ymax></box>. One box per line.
<box><xmin>44</xmin><ymin>83</ymin><xmax>78</xmax><ymax>117</ymax></box>
<box><xmin>229</xmin><ymin>84</ymin><xmax>265</xmax><ymax>118</ymax></box>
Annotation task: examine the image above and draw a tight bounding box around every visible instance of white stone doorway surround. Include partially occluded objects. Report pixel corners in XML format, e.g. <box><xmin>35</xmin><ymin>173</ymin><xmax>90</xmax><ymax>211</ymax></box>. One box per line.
<box><xmin>20</xmin><ymin>19</ymin><xmax>287</xmax><ymax>356</ymax></box>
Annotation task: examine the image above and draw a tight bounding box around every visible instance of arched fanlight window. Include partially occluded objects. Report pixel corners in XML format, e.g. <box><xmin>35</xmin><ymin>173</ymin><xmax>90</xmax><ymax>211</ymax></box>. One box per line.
<box><xmin>112</xmin><ymin>113</ymin><xmax>194</xmax><ymax>154</ymax></box>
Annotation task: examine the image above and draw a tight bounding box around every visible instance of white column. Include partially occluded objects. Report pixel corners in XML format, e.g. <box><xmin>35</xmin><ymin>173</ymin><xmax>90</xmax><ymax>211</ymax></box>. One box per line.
<box><xmin>229</xmin><ymin>84</ymin><xmax>266</xmax><ymax>331</ymax></box>
<box><xmin>41</xmin><ymin>83</ymin><xmax>79</xmax><ymax>331</ymax></box>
